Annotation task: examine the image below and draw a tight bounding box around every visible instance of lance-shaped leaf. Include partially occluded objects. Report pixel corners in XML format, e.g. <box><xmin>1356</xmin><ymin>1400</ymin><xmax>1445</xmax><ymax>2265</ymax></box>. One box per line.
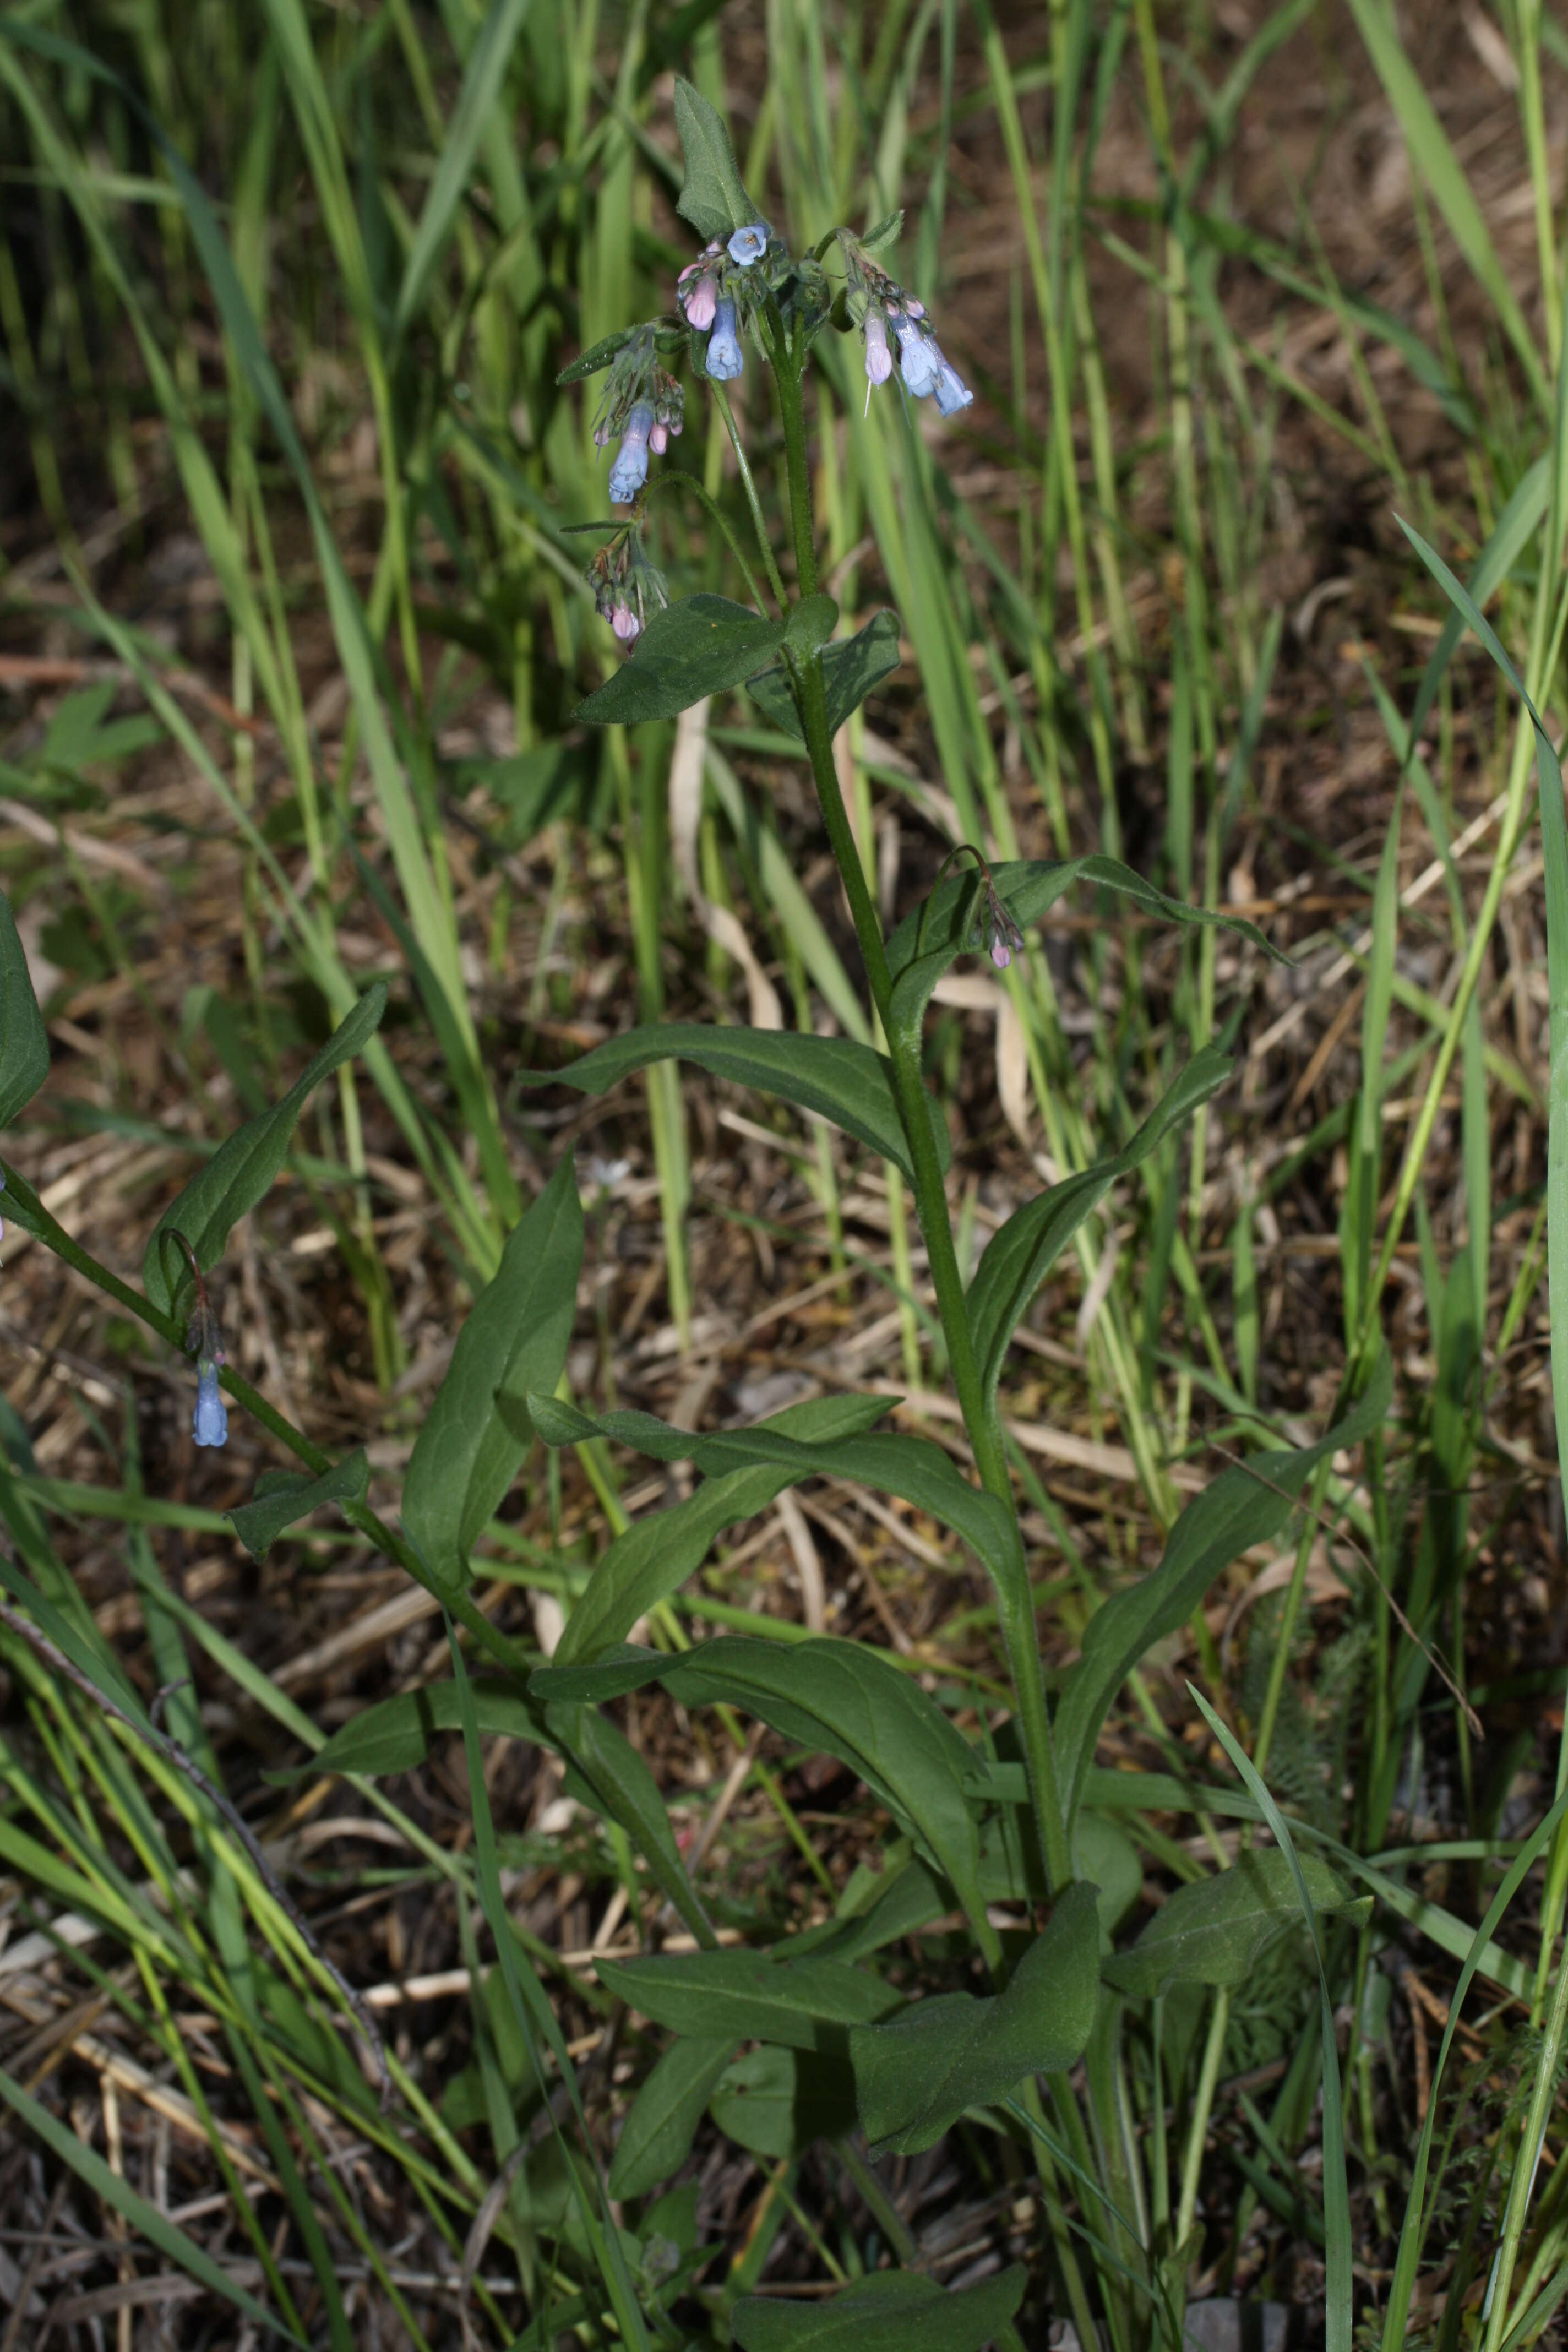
<box><xmin>525</xmin><ymin>1396</ymin><xmax>1008</xmax><ymax>1577</ymax></box>
<box><xmin>1053</xmin><ymin>1348</ymin><xmax>1392</xmax><ymax>1826</ymax></box>
<box><xmin>574</xmin><ymin>595</ymin><xmax>787</xmax><ymax>727</ymax></box>
<box><xmin>402</xmin><ymin>1158</ymin><xmax>583</xmax><ymax>1591</ymax></box>
<box><xmin>967</xmin><ymin>1048</ymin><xmax>1233</xmax><ymax>1402</ymax></box>
<box><xmin>672</xmin><ymin>78</ymin><xmax>759</xmax><ymax>243</ymax></box>
<box><xmin>595</xmin><ymin>1947</ymin><xmax>902</xmax><ymax>2051</ymax></box>
<box><xmin>0</xmin><ymin>889</ymin><xmax>48</xmax><ymax>1131</ymax></box>
<box><xmin>733</xmin><ymin>2266</ymin><xmax>1026</xmax><ymax>2352</ymax></box>
<box><xmin>607</xmin><ymin>2036</ymin><xmax>738</xmax><ymax>2198</ymax></box>
<box><xmin>538</xmin><ymin>1632</ymin><xmax>991</xmax><ymax>1947</ymax></box>
<box><xmin>519</xmin><ymin>1021</ymin><xmax>950</xmax><ymax>1186</ymax></box>
<box><xmin>227</xmin><ymin>1452</ymin><xmax>368</xmax><ymax>1562</ymax></box>
<box><xmin>849</xmin><ymin>1882</ymin><xmax>1101</xmax><ymax>2155</ymax></box>
<box><xmin>747</xmin><ymin>611</ymin><xmax>903</xmax><ymax>744</ymax></box>
<box><xmin>304</xmin><ymin>1675</ymin><xmax>710</xmax><ymax>1943</ymax></box>
<box><xmin>144</xmin><ymin>984</ymin><xmax>388</xmax><ymax>1316</ymax></box>
<box><xmin>1101</xmin><ymin>1849</ymin><xmax>1354</xmax><ymax>2000</ymax></box>
<box><xmin>554</xmin><ymin>328</ymin><xmax>641</xmax><ymax>386</ymax></box>
<box><xmin>556</xmin><ymin>1392</ymin><xmax>891</xmax><ymax>1665</ymax></box>
<box><xmin>884</xmin><ymin>854</ymin><xmax>1281</xmax><ymax>1045</ymax></box>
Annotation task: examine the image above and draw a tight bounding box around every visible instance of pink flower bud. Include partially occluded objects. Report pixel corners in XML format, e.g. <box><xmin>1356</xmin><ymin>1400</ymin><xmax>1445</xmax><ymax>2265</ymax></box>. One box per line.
<box><xmin>990</xmin><ymin>937</ymin><xmax>1012</xmax><ymax>970</ymax></box>
<box><xmin>611</xmin><ymin>601</ymin><xmax>640</xmax><ymax>642</ymax></box>
<box><xmin>650</xmin><ymin>420</ymin><xmax>668</xmax><ymax>454</ymax></box>
<box><xmin>683</xmin><ymin>273</ymin><xmax>718</xmax><ymax>331</ymax></box>
<box><xmin>864</xmin><ymin>308</ymin><xmax>892</xmax><ymax>386</ymax></box>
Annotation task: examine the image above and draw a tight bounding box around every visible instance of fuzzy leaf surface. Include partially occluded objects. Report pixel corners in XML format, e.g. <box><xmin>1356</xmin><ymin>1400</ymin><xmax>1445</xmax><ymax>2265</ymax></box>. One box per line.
<box><xmin>848</xmin><ymin>1881</ymin><xmax>1101</xmax><ymax>2154</ymax></box>
<box><xmin>402</xmin><ymin>1158</ymin><xmax>583</xmax><ymax>1589</ymax></box>
<box><xmin>519</xmin><ymin>1021</ymin><xmax>949</xmax><ymax>1185</ymax></box>
<box><xmin>1053</xmin><ymin>1348</ymin><xmax>1392</xmax><ymax>1823</ymax></box>
<box><xmin>575</xmin><ymin>595</ymin><xmax>787</xmax><ymax>727</ymax></box>
<box><xmin>0</xmin><ymin>890</ymin><xmax>48</xmax><ymax>1132</ymax></box>
<box><xmin>143</xmin><ymin>985</ymin><xmax>387</xmax><ymax>1316</ymax></box>
<box><xmin>227</xmin><ymin>1452</ymin><xmax>368</xmax><ymax>1562</ymax></box>
<box><xmin>1101</xmin><ymin>1849</ymin><xmax>1351</xmax><ymax>1999</ymax></box>
<box><xmin>673</xmin><ymin>78</ymin><xmax>759</xmax><ymax>242</ymax></box>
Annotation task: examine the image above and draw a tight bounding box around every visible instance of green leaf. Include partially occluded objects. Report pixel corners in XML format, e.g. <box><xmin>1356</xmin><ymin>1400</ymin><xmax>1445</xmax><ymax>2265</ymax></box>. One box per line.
<box><xmin>402</xmin><ymin>1158</ymin><xmax>584</xmax><ymax>1590</ymax></box>
<box><xmin>707</xmin><ymin>2043</ymin><xmax>857</xmax><ymax>2160</ymax></box>
<box><xmin>747</xmin><ymin>611</ymin><xmax>903</xmax><ymax>743</ymax></box>
<box><xmin>143</xmin><ymin>984</ymin><xmax>388</xmax><ymax>1316</ymax></box>
<box><xmin>672</xmin><ymin>77</ymin><xmax>759</xmax><ymax>243</ymax></box>
<box><xmin>607</xmin><ymin>2036</ymin><xmax>737</xmax><ymax>2198</ymax></box>
<box><xmin>595</xmin><ymin>1947</ymin><xmax>902</xmax><ymax>2050</ymax></box>
<box><xmin>307</xmin><ymin>1674</ymin><xmax>711</xmax><ymax>1942</ymax></box>
<box><xmin>555</xmin><ymin>328</ymin><xmax>640</xmax><ymax>386</ymax></box>
<box><xmin>1101</xmin><ymin>1849</ymin><xmax>1352</xmax><ymax>1999</ymax></box>
<box><xmin>848</xmin><ymin>1881</ymin><xmax>1100</xmax><ymax>2154</ymax></box>
<box><xmin>733</xmin><ymin>2266</ymin><xmax>1025</xmax><ymax>2352</ymax></box>
<box><xmin>575</xmin><ymin>595</ymin><xmax>787</xmax><ymax>727</ymax></box>
<box><xmin>555</xmin><ymin>1393</ymin><xmax>891</xmax><ymax>1665</ymax></box>
<box><xmin>0</xmin><ymin>889</ymin><xmax>48</xmax><ymax>1132</ymax></box>
<box><xmin>1052</xmin><ymin>1349</ymin><xmax>1393</xmax><ymax>1826</ymax></box>
<box><xmin>967</xmin><ymin>1048</ymin><xmax>1233</xmax><ymax>1402</ymax></box>
<box><xmin>857</xmin><ymin>211</ymin><xmax>904</xmax><ymax>255</ymax></box>
<box><xmin>226</xmin><ymin>1451</ymin><xmax>368</xmax><ymax>1562</ymax></box>
<box><xmin>538</xmin><ymin>1632</ymin><xmax>992</xmax><ymax>1945</ymax></box>
<box><xmin>517</xmin><ymin>1022</ymin><xmax>950</xmax><ymax>1185</ymax></box>
<box><xmin>884</xmin><ymin>855</ymin><xmax>1282</xmax><ymax>1044</ymax></box>
<box><xmin>785</xmin><ymin>594</ymin><xmax>839</xmax><ymax>655</ymax></box>
<box><xmin>525</xmin><ymin>1402</ymin><xmax>1008</xmax><ymax>1583</ymax></box>
<box><xmin>391</xmin><ymin>0</ymin><xmax>532</xmax><ymax>344</ymax></box>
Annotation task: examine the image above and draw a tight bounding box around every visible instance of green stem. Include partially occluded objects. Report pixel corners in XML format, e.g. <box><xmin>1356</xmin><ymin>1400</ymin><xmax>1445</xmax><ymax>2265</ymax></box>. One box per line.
<box><xmin>6</xmin><ymin>1165</ymin><xmax>525</xmax><ymax>1675</ymax></box>
<box><xmin>644</xmin><ymin>468</ymin><xmax>771</xmax><ymax>615</ymax></box>
<box><xmin>767</xmin><ymin>356</ymin><xmax>1071</xmax><ymax>1895</ymax></box>
<box><xmin>707</xmin><ymin>382</ymin><xmax>788</xmax><ymax>609</ymax></box>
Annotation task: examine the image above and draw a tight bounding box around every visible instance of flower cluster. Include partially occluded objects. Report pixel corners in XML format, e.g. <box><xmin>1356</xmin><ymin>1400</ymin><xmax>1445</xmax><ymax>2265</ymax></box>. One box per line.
<box><xmin>677</xmin><ymin>221</ymin><xmax>774</xmax><ymax>385</ymax></box>
<box><xmin>592</xmin><ymin>335</ymin><xmax>685</xmax><ymax>508</ymax></box>
<box><xmin>839</xmin><ymin>236</ymin><xmax>972</xmax><ymax>419</ymax></box>
<box><xmin>979</xmin><ymin>880</ymin><xmax>1026</xmax><ymax>971</ymax></box>
<box><xmin>587</xmin><ymin>529</ymin><xmax>669</xmax><ymax>645</ymax></box>
<box><xmin>186</xmin><ymin>1293</ymin><xmax>228</xmax><ymax>1450</ymax></box>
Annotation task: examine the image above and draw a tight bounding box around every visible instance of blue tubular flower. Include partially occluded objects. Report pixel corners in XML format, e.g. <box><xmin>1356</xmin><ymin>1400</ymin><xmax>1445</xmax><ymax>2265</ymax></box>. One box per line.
<box><xmin>727</xmin><ymin>222</ymin><xmax>769</xmax><ymax>266</ymax></box>
<box><xmin>608</xmin><ymin>401</ymin><xmax>655</xmax><ymax>504</ymax></box>
<box><xmin>193</xmin><ymin>1358</ymin><xmax>227</xmax><ymax>1449</ymax></box>
<box><xmin>705</xmin><ymin>297</ymin><xmax>744</xmax><ymax>382</ymax></box>
<box><xmin>932</xmin><ymin>350</ymin><xmax>974</xmax><ymax>417</ymax></box>
<box><xmin>894</xmin><ymin>315</ymin><xmax>940</xmax><ymax>398</ymax></box>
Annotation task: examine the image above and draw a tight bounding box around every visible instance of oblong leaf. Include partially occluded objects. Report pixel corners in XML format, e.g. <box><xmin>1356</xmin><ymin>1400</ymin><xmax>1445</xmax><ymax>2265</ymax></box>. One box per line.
<box><xmin>1101</xmin><ymin>1849</ymin><xmax>1351</xmax><ymax>2000</ymax></box>
<box><xmin>707</xmin><ymin>2044</ymin><xmax>857</xmax><ymax>2160</ymax></box>
<box><xmin>556</xmin><ymin>1392</ymin><xmax>891</xmax><ymax>1665</ymax></box>
<box><xmin>402</xmin><ymin>1157</ymin><xmax>584</xmax><ymax>1590</ymax></box>
<box><xmin>672</xmin><ymin>77</ymin><xmax>759</xmax><ymax>243</ymax></box>
<box><xmin>227</xmin><ymin>1450</ymin><xmax>368</xmax><ymax>1562</ymax></box>
<box><xmin>144</xmin><ymin>984</ymin><xmax>387</xmax><ymax>1315</ymax></box>
<box><xmin>733</xmin><ymin>2266</ymin><xmax>1026</xmax><ymax>2352</ymax></box>
<box><xmin>574</xmin><ymin>596</ymin><xmax>787</xmax><ymax>728</ymax></box>
<box><xmin>0</xmin><ymin>889</ymin><xmax>48</xmax><ymax>1131</ymax></box>
<box><xmin>747</xmin><ymin>610</ymin><xmax>903</xmax><ymax>743</ymax></box>
<box><xmin>848</xmin><ymin>1882</ymin><xmax>1101</xmax><ymax>2155</ymax></box>
<box><xmin>967</xmin><ymin>1047</ymin><xmax>1233</xmax><ymax>1400</ymax></box>
<box><xmin>607</xmin><ymin>2035</ymin><xmax>737</xmax><ymax>2198</ymax></box>
<box><xmin>1053</xmin><ymin>1348</ymin><xmax>1392</xmax><ymax>1825</ymax></box>
<box><xmin>518</xmin><ymin>1021</ymin><xmax>950</xmax><ymax>1184</ymax></box>
<box><xmin>595</xmin><ymin>1948</ymin><xmax>901</xmax><ymax>2051</ymax></box>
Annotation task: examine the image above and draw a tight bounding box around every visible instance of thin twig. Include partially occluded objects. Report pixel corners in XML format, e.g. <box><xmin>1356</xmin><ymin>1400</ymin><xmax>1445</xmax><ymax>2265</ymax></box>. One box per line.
<box><xmin>0</xmin><ymin>1591</ymin><xmax>392</xmax><ymax>2106</ymax></box>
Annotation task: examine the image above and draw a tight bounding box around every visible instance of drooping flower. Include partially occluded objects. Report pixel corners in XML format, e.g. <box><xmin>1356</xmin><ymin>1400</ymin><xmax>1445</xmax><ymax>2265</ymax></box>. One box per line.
<box><xmin>682</xmin><ymin>272</ymin><xmax>718</xmax><ymax>330</ymax></box>
<box><xmin>608</xmin><ymin>401</ymin><xmax>655</xmax><ymax>503</ymax></box>
<box><xmin>649</xmin><ymin>420</ymin><xmax>668</xmax><ymax>455</ymax></box>
<box><xmin>932</xmin><ymin>351</ymin><xmax>974</xmax><ymax>417</ymax></box>
<box><xmin>705</xmin><ymin>297</ymin><xmax>744</xmax><ymax>382</ymax></box>
<box><xmin>894</xmin><ymin>314</ymin><xmax>941</xmax><ymax>399</ymax></box>
<box><xmin>193</xmin><ymin>1357</ymin><xmax>227</xmax><ymax>1449</ymax></box>
<box><xmin>611</xmin><ymin>600</ymin><xmax>639</xmax><ymax>642</ymax></box>
<box><xmin>863</xmin><ymin>308</ymin><xmax>892</xmax><ymax>387</ymax></box>
<box><xmin>727</xmin><ymin>222</ymin><xmax>769</xmax><ymax>266</ymax></box>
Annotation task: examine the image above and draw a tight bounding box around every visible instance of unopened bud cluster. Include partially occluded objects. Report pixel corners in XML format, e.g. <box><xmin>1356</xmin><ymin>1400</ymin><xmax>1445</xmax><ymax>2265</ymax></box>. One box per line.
<box><xmin>587</xmin><ymin>529</ymin><xmax>669</xmax><ymax>646</ymax></box>
<box><xmin>676</xmin><ymin>219</ymin><xmax>776</xmax><ymax>385</ymax></box>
